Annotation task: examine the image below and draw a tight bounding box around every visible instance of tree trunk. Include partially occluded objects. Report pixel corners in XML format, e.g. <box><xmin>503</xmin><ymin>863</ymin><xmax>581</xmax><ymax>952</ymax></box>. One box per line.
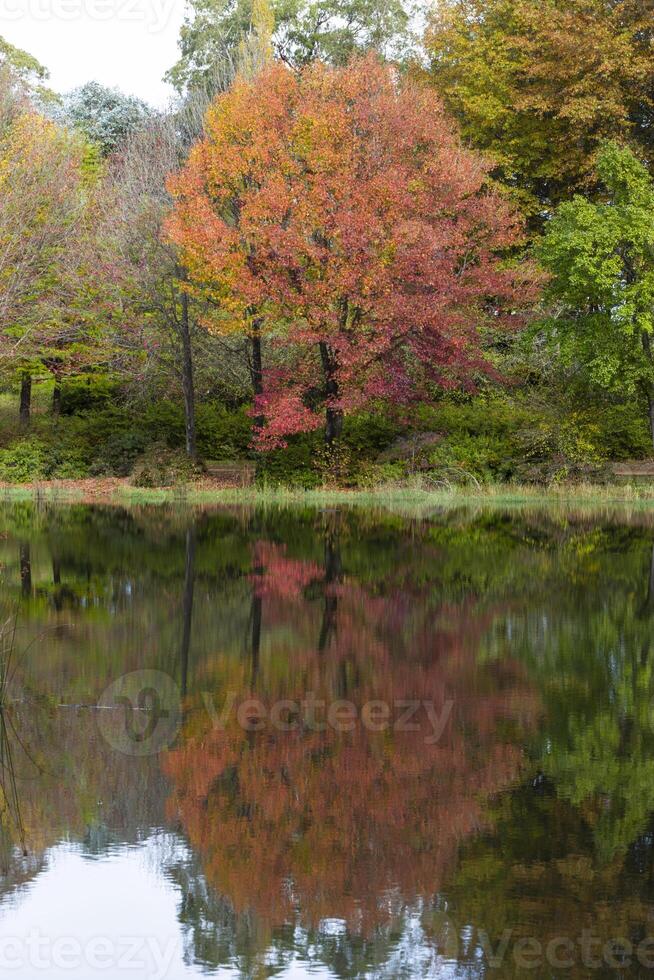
<box><xmin>19</xmin><ymin>544</ymin><xmax>31</xmax><ymax>599</ymax></box>
<box><xmin>180</xmin><ymin>526</ymin><xmax>196</xmax><ymax>698</ymax></box>
<box><xmin>640</xmin><ymin>334</ymin><xmax>654</xmax><ymax>449</ymax></box>
<box><xmin>52</xmin><ymin>379</ymin><xmax>62</xmax><ymax>416</ymax></box>
<box><xmin>180</xmin><ymin>289</ymin><xmax>197</xmax><ymax>460</ymax></box>
<box><xmin>19</xmin><ymin>373</ymin><xmax>31</xmax><ymax>429</ymax></box>
<box><xmin>318</xmin><ymin>525</ymin><xmax>342</xmax><ymax>653</ymax></box>
<box><xmin>319</xmin><ymin>341</ymin><xmax>343</xmax><ymax>446</ymax></box>
<box><xmin>250</xmin><ymin>319</ymin><xmax>265</xmax><ymax>433</ymax></box>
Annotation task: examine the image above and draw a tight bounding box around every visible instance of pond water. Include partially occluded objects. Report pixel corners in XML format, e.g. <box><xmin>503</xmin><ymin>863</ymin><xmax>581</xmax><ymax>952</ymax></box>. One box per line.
<box><xmin>0</xmin><ymin>502</ymin><xmax>654</xmax><ymax>978</ymax></box>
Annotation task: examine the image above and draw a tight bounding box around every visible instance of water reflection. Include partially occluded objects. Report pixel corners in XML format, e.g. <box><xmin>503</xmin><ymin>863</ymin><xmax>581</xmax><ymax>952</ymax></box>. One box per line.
<box><xmin>0</xmin><ymin>503</ymin><xmax>653</xmax><ymax>975</ymax></box>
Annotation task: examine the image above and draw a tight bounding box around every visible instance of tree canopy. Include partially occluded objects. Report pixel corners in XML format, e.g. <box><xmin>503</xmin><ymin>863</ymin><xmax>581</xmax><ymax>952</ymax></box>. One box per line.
<box><xmin>425</xmin><ymin>0</ymin><xmax>654</xmax><ymax>219</ymax></box>
<box><xmin>538</xmin><ymin>143</ymin><xmax>654</xmax><ymax>445</ymax></box>
<box><xmin>58</xmin><ymin>82</ymin><xmax>153</xmax><ymax>157</ymax></box>
<box><xmin>166</xmin><ymin>0</ymin><xmax>415</xmax><ymax>93</ymax></box>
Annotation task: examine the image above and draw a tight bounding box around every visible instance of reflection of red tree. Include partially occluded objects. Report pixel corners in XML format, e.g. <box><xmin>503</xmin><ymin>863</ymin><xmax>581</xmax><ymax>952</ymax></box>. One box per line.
<box><xmin>251</xmin><ymin>541</ymin><xmax>322</xmax><ymax>601</ymax></box>
<box><xmin>164</xmin><ymin>542</ymin><xmax>538</xmax><ymax>934</ymax></box>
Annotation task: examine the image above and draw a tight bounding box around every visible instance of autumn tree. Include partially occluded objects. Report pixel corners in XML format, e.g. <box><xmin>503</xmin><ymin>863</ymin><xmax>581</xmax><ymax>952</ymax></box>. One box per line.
<box><xmin>538</xmin><ymin>143</ymin><xmax>654</xmax><ymax>449</ymax></box>
<box><xmin>167</xmin><ymin>57</ymin><xmax>530</xmax><ymax>449</ymax></box>
<box><xmin>425</xmin><ymin>0</ymin><xmax>654</xmax><ymax>220</ymax></box>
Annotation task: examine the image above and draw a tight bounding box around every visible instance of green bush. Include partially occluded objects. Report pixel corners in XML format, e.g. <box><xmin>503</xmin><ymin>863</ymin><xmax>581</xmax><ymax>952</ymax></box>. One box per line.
<box><xmin>0</xmin><ymin>439</ymin><xmax>89</xmax><ymax>482</ymax></box>
<box><xmin>89</xmin><ymin>431</ymin><xmax>148</xmax><ymax>477</ymax></box>
<box><xmin>257</xmin><ymin>436</ymin><xmax>321</xmax><ymax>488</ymax></box>
<box><xmin>353</xmin><ymin>460</ymin><xmax>406</xmax><ymax>487</ymax></box>
<box><xmin>0</xmin><ymin>440</ymin><xmax>47</xmax><ymax>482</ymax></box>
<box><xmin>196</xmin><ymin>404</ymin><xmax>252</xmax><ymax>459</ymax></box>
<box><xmin>60</xmin><ymin>375</ymin><xmax>120</xmax><ymax>415</ymax></box>
<box><xmin>427</xmin><ymin>432</ymin><xmax>513</xmax><ymax>484</ymax></box>
<box><xmin>130</xmin><ymin>443</ymin><xmax>203</xmax><ymax>488</ymax></box>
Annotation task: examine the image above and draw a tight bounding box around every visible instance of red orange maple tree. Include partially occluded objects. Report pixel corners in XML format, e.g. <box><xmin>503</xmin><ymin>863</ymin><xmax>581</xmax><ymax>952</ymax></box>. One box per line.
<box><xmin>166</xmin><ymin>57</ymin><xmax>534</xmax><ymax>447</ymax></box>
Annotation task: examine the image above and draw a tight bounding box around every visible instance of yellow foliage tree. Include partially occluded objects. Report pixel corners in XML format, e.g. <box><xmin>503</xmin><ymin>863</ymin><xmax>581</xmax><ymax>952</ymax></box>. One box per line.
<box><xmin>425</xmin><ymin>0</ymin><xmax>654</xmax><ymax>220</ymax></box>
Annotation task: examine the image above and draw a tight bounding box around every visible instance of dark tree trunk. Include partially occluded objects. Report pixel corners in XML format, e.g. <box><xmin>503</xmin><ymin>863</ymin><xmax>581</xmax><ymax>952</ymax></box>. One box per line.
<box><xmin>250</xmin><ymin>589</ymin><xmax>262</xmax><ymax>686</ymax></box>
<box><xmin>640</xmin><ymin>333</ymin><xmax>654</xmax><ymax>449</ymax></box>
<box><xmin>319</xmin><ymin>341</ymin><xmax>343</xmax><ymax>446</ymax></box>
<box><xmin>19</xmin><ymin>544</ymin><xmax>31</xmax><ymax>598</ymax></box>
<box><xmin>19</xmin><ymin>374</ymin><xmax>31</xmax><ymax>429</ymax></box>
<box><xmin>318</xmin><ymin>525</ymin><xmax>342</xmax><ymax>653</ymax></box>
<box><xmin>52</xmin><ymin>558</ymin><xmax>61</xmax><ymax>586</ymax></box>
<box><xmin>52</xmin><ymin>379</ymin><xmax>62</xmax><ymax>416</ymax></box>
<box><xmin>180</xmin><ymin>289</ymin><xmax>197</xmax><ymax>460</ymax></box>
<box><xmin>250</xmin><ymin>319</ymin><xmax>265</xmax><ymax>433</ymax></box>
<box><xmin>180</xmin><ymin>526</ymin><xmax>196</xmax><ymax>698</ymax></box>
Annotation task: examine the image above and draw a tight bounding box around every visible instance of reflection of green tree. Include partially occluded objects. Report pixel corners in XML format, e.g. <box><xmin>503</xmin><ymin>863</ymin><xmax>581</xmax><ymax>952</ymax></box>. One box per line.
<box><xmin>444</xmin><ymin>783</ymin><xmax>654</xmax><ymax>978</ymax></box>
<box><xmin>483</xmin><ymin>536</ymin><xmax>654</xmax><ymax>863</ymax></box>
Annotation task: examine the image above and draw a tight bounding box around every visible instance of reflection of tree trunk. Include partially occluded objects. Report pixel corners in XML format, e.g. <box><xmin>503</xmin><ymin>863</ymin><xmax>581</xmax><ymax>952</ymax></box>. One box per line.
<box><xmin>19</xmin><ymin>544</ymin><xmax>31</xmax><ymax>598</ymax></box>
<box><xmin>640</xmin><ymin>543</ymin><xmax>654</xmax><ymax>666</ymax></box>
<box><xmin>180</xmin><ymin>527</ymin><xmax>196</xmax><ymax>698</ymax></box>
<box><xmin>52</xmin><ymin>556</ymin><xmax>63</xmax><ymax>611</ymax></box>
<box><xmin>180</xmin><ymin>288</ymin><xmax>197</xmax><ymax>460</ymax></box>
<box><xmin>250</xmin><ymin>586</ymin><xmax>262</xmax><ymax>687</ymax></box>
<box><xmin>318</xmin><ymin>526</ymin><xmax>342</xmax><ymax>653</ymax></box>
<box><xmin>647</xmin><ymin>542</ymin><xmax>654</xmax><ymax>610</ymax></box>
<box><xmin>19</xmin><ymin>373</ymin><xmax>31</xmax><ymax>429</ymax></box>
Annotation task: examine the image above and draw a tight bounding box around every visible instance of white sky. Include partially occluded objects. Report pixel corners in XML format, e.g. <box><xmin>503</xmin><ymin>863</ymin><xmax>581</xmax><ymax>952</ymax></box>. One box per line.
<box><xmin>0</xmin><ymin>0</ymin><xmax>187</xmax><ymax>105</ymax></box>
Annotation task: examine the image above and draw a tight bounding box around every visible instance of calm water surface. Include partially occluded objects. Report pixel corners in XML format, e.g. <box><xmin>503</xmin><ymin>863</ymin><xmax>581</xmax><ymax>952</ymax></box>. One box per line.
<box><xmin>0</xmin><ymin>503</ymin><xmax>653</xmax><ymax>978</ymax></box>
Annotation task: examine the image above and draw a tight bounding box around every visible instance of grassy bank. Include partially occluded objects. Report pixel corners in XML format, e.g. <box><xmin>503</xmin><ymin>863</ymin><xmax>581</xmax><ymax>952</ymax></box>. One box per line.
<box><xmin>5</xmin><ymin>476</ymin><xmax>654</xmax><ymax>515</ymax></box>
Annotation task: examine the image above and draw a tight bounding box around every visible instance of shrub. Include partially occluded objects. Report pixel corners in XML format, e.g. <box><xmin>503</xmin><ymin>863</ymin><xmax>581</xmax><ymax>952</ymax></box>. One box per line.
<box><xmin>427</xmin><ymin>433</ymin><xmax>513</xmax><ymax>484</ymax></box>
<box><xmin>89</xmin><ymin>431</ymin><xmax>148</xmax><ymax>477</ymax></box>
<box><xmin>0</xmin><ymin>439</ymin><xmax>90</xmax><ymax>482</ymax></box>
<box><xmin>257</xmin><ymin>436</ymin><xmax>321</xmax><ymax>488</ymax></box>
<box><xmin>0</xmin><ymin>440</ymin><xmax>47</xmax><ymax>482</ymax></box>
<box><xmin>130</xmin><ymin>444</ymin><xmax>203</xmax><ymax>488</ymax></box>
<box><xmin>59</xmin><ymin>375</ymin><xmax>120</xmax><ymax>415</ymax></box>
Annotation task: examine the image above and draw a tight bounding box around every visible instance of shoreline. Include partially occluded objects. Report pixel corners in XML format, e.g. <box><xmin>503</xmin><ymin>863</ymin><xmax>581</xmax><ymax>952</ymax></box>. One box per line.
<box><xmin>3</xmin><ymin>477</ymin><xmax>654</xmax><ymax>511</ymax></box>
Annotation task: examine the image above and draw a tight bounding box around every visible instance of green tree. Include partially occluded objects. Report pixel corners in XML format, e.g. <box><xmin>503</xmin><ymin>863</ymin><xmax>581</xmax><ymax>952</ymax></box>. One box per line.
<box><xmin>59</xmin><ymin>82</ymin><xmax>152</xmax><ymax>157</ymax></box>
<box><xmin>0</xmin><ymin>36</ymin><xmax>49</xmax><ymax>91</ymax></box>
<box><xmin>538</xmin><ymin>143</ymin><xmax>654</xmax><ymax>448</ymax></box>
<box><xmin>166</xmin><ymin>0</ymin><xmax>414</xmax><ymax>94</ymax></box>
